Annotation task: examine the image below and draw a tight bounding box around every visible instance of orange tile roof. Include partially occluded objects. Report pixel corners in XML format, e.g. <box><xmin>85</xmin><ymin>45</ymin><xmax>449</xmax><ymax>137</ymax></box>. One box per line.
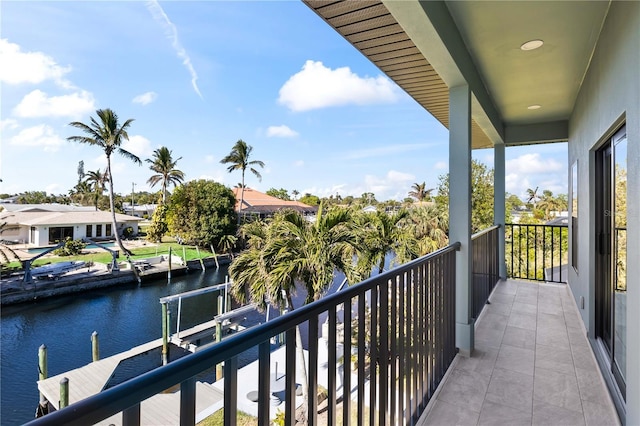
<box><xmin>231</xmin><ymin>188</ymin><xmax>315</xmax><ymax>212</ymax></box>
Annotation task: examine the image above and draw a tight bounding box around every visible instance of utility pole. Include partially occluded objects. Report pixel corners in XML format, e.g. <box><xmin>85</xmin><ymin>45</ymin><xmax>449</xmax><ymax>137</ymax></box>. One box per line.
<box><xmin>131</xmin><ymin>182</ymin><xmax>136</xmax><ymax>215</ymax></box>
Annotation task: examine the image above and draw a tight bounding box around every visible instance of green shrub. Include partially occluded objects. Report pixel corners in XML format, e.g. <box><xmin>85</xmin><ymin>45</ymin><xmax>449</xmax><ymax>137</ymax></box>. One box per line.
<box><xmin>53</xmin><ymin>238</ymin><xmax>86</xmax><ymax>256</ymax></box>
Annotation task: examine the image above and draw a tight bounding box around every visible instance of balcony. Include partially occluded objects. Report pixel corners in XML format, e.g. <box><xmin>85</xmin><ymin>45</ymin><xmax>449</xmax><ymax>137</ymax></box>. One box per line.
<box><xmin>28</xmin><ymin>226</ymin><xmax>618</xmax><ymax>425</ymax></box>
<box><xmin>418</xmin><ymin>279</ymin><xmax>619</xmax><ymax>425</ymax></box>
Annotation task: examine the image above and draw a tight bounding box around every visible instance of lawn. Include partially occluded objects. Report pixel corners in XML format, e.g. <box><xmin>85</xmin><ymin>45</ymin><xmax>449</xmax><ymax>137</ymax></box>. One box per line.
<box><xmin>1</xmin><ymin>240</ymin><xmax>217</xmax><ymax>270</ymax></box>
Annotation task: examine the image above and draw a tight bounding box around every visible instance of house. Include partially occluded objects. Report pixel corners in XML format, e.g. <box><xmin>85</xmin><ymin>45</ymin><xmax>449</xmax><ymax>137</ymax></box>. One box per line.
<box><xmin>301</xmin><ymin>1</ymin><xmax>637</xmax><ymax>423</ymax></box>
<box><xmin>231</xmin><ymin>187</ymin><xmax>317</xmax><ymax>219</ymax></box>
<box><xmin>122</xmin><ymin>203</ymin><xmax>157</xmax><ymax>219</ymax></box>
<box><xmin>0</xmin><ymin>204</ymin><xmax>143</xmax><ymax>246</ymax></box>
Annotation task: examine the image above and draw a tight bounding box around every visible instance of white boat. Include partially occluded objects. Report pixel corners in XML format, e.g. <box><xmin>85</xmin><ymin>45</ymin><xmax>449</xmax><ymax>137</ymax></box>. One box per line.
<box><xmin>31</xmin><ymin>261</ymin><xmax>87</xmax><ymax>279</ymax></box>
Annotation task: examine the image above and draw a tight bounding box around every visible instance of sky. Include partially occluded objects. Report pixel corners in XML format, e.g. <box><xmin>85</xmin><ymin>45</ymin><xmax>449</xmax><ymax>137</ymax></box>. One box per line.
<box><xmin>0</xmin><ymin>1</ymin><xmax>567</xmax><ymax>202</ymax></box>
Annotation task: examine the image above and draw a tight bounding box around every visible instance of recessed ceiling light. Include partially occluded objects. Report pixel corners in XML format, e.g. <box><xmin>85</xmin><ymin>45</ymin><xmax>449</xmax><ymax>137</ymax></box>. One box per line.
<box><xmin>528</xmin><ymin>105</ymin><xmax>541</xmax><ymax>110</ymax></box>
<box><xmin>521</xmin><ymin>39</ymin><xmax>544</xmax><ymax>51</ymax></box>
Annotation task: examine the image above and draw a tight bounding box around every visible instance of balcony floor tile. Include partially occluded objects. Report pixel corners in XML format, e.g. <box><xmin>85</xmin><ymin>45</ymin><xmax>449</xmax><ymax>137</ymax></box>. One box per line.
<box><xmin>420</xmin><ymin>279</ymin><xmax>620</xmax><ymax>426</ymax></box>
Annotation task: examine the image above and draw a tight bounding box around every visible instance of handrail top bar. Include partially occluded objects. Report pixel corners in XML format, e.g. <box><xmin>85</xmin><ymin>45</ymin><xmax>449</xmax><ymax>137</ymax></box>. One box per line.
<box><xmin>471</xmin><ymin>224</ymin><xmax>501</xmax><ymax>240</ymax></box>
<box><xmin>214</xmin><ymin>304</ymin><xmax>257</xmax><ymax>322</ymax></box>
<box><xmin>505</xmin><ymin>222</ymin><xmax>568</xmax><ymax>228</ymax></box>
<box><xmin>26</xmin><ymin>241</ymin><xmax>461</xmax><ymax>426</ymax></box>
<box><xmin>159</xmin><ymin>282</ymin><xmax>230</xmax><ymax>303</ymax></box>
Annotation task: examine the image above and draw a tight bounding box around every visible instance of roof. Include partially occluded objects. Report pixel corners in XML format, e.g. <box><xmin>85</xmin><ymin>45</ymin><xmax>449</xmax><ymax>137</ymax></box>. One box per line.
<box><xmin>303</xmin><ymin>0</ymin><xmax>610</xmax><ymax>147</ymax></box>
<box><xmin>0</xmin><ymin>210</ymin><xmax>143</xmax><ymax>226</ymax></box>
<box><xmin>232</xmin><ymin>188</ymin><xmax>317</xmax><ymax>214</ymax></box>
<box><xmin>0</xmin><ymin>203</ymin><xmax>96</xmax><ymax>213</ymax></box>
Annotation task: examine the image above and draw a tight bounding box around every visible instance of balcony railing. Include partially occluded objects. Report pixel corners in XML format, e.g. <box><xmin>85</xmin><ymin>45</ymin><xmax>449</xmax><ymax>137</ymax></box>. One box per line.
<box><xmin>28</xmin><ymin>243</ymin><xmax>461</xmax><ymax>426</ymax></box>
<box><xmin>505</xmin><ymin>223</ymin><xmax>569</xmax><ymax>283</ymax></box>
<box><xmin>471</xmin><ymin>225</ymin><xmax>500</xmax><ymax>319</ymax></box>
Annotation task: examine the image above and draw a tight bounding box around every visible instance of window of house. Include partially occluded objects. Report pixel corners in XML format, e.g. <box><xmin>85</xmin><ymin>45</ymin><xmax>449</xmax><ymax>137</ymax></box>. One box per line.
<box><xmin>86</xmin><ymin>225</ymin><xmax>92</xmax><ymax>238</ymax></box>
<box><xmin>106</xmin><ymin>224</ymin><xmax>112</xmax><ymax>236</ymax></box>
<box><xmin>96</xmin><ymin>224</ymin><xmax>102</xmax><ymax>237</ymax></box>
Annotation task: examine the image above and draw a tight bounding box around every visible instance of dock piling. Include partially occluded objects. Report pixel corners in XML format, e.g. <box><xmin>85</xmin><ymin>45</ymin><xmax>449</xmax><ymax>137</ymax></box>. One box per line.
<box><xmin>59</xmin><ymin>378</ymin><xmax>69</xmax><ymax>409</ymax></box>
<box><xmin>162</xmin><ymin>302</ymin><xmax>168</xmax><ymax>365</ymax></box>
<box><xmin>91</xmin><ymin>331</ymin><xmax>99</xmax><ymax>362</ymax></box>
<box><xmin>38</xmin><ymin>345</ymin><xmax>48</xmax><ymax>408</ymax></box>
<box><xmin>215</xmin><ymin>321</ymin><xmax>223</xmax><ymax>380</ymax></box>
<box><xmin>168</xmin><ymin>246</ymin><xmax>172</xmax><ymax>282</ymax></box>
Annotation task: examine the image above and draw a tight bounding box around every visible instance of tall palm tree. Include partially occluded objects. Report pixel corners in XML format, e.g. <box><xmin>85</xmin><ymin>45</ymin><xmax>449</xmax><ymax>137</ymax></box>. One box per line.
<box><xmin>526</xmin><ymin>186</ymin><xmax>540</xmax><ymax>208</ymax></box>
<box><xmin>229</xmin><ymin>206</ymin><xmax>358</xmax><ymax>423</ymax></box>
<box><xmin>408</xmin><ymin>181</ymin><xmax>433</xmax><ymax>202</ymax></box>
<box><xmin>67</xmin><ymin>109</ymin><xmax>141</xmax><ymax>256</ymax></box>
<box><xmin>146</xmin><ymin>146</ymin><xmax>185</xmax><ymax>204</ymax></box>
<box><xmin>220</xmin><ymin>140</ymin><xmax>264</xmax><ymax>222</ymax></box>
<box><xmin>84</xmin><ymin>169</ymin><xmax>107</xmax><ymax>211</ymax></box>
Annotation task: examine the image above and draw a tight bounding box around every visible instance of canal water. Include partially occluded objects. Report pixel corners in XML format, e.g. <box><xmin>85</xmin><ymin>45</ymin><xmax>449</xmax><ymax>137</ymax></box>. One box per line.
<box><xmin>0</xmin><ymin>265</ymin><xmax>352</xmax><ymax>425</ymax></box>
<box><xmin>1</xmin><ymin>267</ymin><xmax>241</xmax><ymax>425</ymax></box>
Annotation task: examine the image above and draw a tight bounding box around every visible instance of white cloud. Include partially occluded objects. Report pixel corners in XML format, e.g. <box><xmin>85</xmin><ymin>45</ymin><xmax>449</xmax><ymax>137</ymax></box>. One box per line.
<box><xmin>122</xmin><ymin>135</ymin><xmax>153</xmax><ymax>158</ymax></box>
<box><xmin>13</xmin><ymin>89</ymin><xmax>95</xmax><ymax>118</ymax></box>
<box><xmin>45</xmin><ymin>183</ymin><xmax>63</xmax><ymax>195</ymax></box>
<box><xmin>506</xmin><ymin>153</ymin><xmax>563</xmax><ymax>175</ymax></box>
<box><xmin>0</xmin><ymin>118</ymin><xmax>18</xmax><ymax>131</ymax></box>
<box><xmin>278</xmin><ymin>60</ymin><xmax>399</xmax><ymax>112</ymax></box>
<box><xmin>267</xmin><ymin>125</ymin><xmax>299</xmax><ymax>138</ymax></box>
<box><xmin>344</xmin><ymin>143</ymin><xmax>433</xmax><ymax>160</ymax></box>
<box><xmin>505</xmin><ymin>153</ymin><xmax>565</xmax><ymax>198</ymax></box>
<box><xmin>132</xmin><ymin>91</ymin><xmax>158</xmax><ymax>105</ymax></box>
<box><xmin>434</xmin><ymin>161</ymin><xmax>448</xmax><ymax>170</ymax></box>
<box><xmin>0</xmin><ymin>39</ymin><xmax>72</xmax><ymax>88</ymax></box>
<box><xmin>145</xmin><ymin>1</ymin><xmax>202</xmax><ymax>99</ymax></box>
<box><xmin>204</xmin><ymin>155</ymin><xmax>215</xmax><ymax>163</ymax></box>
<box><xmin>10</xmin><ymin>124</ymin><xmax>65</xmax><ymax>152</ymax></box>
<box><xmin>293</xmin><ymin>160</ymin><xmax>304</xmax><ymax>168</ymax></box>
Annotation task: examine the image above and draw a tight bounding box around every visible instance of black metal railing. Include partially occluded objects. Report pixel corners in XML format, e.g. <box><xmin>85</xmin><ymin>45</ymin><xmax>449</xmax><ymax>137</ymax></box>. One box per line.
<box><xmin>505</xmin><ymin>223</ymin><xmax>568</xmax><ymax>283</ymax></box>
<box><xmin>28</xmin><ymin>243</ymin><xmax>461</xmax><ymax>426</ymax></box>
<box><xmin>471</xmin><ymin>225</ymin><xmax>501</xmax><ymax>319</ymax></box>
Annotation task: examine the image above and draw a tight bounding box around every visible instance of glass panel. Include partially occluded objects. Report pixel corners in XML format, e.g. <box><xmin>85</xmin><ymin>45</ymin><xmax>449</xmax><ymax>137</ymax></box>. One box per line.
<box><xmin>613</xmin><ymin>132</ymin><xmax>627</xmax><ymax>382</ymax></box>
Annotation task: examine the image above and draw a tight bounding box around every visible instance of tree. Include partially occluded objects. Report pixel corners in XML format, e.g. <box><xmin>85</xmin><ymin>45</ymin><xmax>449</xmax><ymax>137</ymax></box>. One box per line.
<box><xmin>299</xmin><ymin>193</ymin><xmax>320</xmax><ymax>206</ymax></box>
<box><xmin>68</xmin><ymin>108</ymin><xmax>142</xmax><ymax>256</ymax></box>
<box><xmin>292</xmin><ymin>189</ymin><xmax>299</xmax><ymax>201</ymax></box>
<box><xmin>434</xmin><ymin>159</ymin><xmax>494</xmax><ymax>233</ymax></box>
<box><xmin>229</xmin><ymin>206</ymin><xmax>358</xmax><ymax>423</ymax></box>
<box><xmin>407</xmin><ymin>204</ymin><xmax>449</xmax><ymax>255</ymax></box>
<box><xmin>220</xmin><ymin>140</ymin><xmax>264</xmax><ymax>223</ymax></box>
<box><xmin>408</xmin><ymin>182</ymin><xmax>433</xmax><ymax>202</ymax></box>
<box><xmin>354</xmin><ymin>209</ymin><xmax>418</xmax><ymax>276</ymax></box>
<box><xmin>146</xmin><ymin>204</ymin><xmax>169</xmax><ymax>243</ymax></box>
<box><xmin>146</xmin><ymin>146</ymin><xmax>185</xmax><ymax>204</ymax></box>
<box><xmin>84</xmin><ymin>169</ymin><xmax>107</xmax><ymax>211</ymax></box>
<box><xmin>266</xmin><ymin>188</ymin><xmax>291</xmax><ymax>201</ymax></box>
<box><xmin>526</xmin><ymin>187</ymin><xmax>540</xmax><ymax>209</ymax></box>
<box><xmin>167</xmin><ymin>179</ymin><xmax>237</xmax><ymax>247</ymax></box>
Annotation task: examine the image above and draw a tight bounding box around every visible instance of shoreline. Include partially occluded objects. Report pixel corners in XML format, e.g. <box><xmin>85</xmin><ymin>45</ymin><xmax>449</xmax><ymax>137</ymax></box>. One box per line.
<box><xmin>0</xmin><ymin>256</ymin><xmax>230</xmax><ymax>306</ymax></box>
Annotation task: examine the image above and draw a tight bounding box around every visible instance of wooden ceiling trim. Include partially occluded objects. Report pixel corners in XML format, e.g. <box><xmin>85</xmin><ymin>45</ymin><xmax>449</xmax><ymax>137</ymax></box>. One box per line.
<box><xmin>340</xmin><ymin>24</ymin><xmax>405</xmax><ymax>44</ymax></box>
<box><xmin>379</xmin><ymin>59</ymin><xmax>428</xmax><ymax>72</ymax></box>
<box><xmin>334</xmin><ymin>14</ymin><xmax>397</xmax><ymax>36</ymax></box>
<box><xmin>368</xmin><ymin>46</ymin><xmax>421</xmax><ymax>62</ymax></box>
<box><xmin>352</xmin><ymin>32</ymin><xmax>410</xmax><ymax>49</ymax></box>
<box><xmin>361</xmin><ymin>40</ymin><xmax>417</xmax><ymax>56</ymax></box>
<box><xmin>311</xmin><ymin>0</ymin><xmax>381</xmax><ymax>20</ymax></box>
<box><xmin>375</xmin><ymin>54</ymin><xmax>428</xmax><ymax>67</ymax></box>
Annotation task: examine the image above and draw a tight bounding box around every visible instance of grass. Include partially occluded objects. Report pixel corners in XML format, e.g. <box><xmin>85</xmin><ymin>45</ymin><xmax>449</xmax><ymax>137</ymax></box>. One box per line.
<box><xmin>197</xmin><ymin>409</ymin><xmax>257</xmax><ymax>426</ymax></box>
<box><xmin>0</xmin><ymin>239</ymin><xmax>217</xmax><ymax>270</ymax></box>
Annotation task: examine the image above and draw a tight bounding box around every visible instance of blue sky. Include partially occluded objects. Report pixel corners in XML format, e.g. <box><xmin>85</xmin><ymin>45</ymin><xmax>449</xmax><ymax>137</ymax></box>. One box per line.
<box><xmin>0</xmin><ymin>1</ymin><xmax>567</xmax><ymax>202</ymax></box>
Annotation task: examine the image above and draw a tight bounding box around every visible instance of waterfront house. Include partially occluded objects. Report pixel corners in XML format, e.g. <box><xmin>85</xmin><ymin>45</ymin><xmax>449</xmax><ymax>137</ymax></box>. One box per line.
<box><xmin>30</xmin><ymin>1</ymin><xmax>638</xmax><ymax>424</ymax></box>
<box><xmin>0</xmin><ymin>204</ymin><xmax>142</xmax><ymax>246</ymax></box>
<box><xmin>232</xmin><ymin>187</ymin><xmax>317</xmax><ymax>219</ymax></box>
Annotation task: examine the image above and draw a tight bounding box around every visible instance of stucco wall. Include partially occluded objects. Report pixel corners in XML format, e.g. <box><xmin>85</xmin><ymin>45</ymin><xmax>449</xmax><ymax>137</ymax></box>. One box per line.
<box><xmin>568</xmin><ymin>1</ymin><xmax>639</xmax><ymax>422</ymax></box>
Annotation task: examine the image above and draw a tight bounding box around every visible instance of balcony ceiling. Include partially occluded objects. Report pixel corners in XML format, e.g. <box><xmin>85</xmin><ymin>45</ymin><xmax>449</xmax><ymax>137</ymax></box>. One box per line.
<box><xmin>303</xmin><ymin>0</ymin><xmax>610</xmax><ymax>148</ymax></box>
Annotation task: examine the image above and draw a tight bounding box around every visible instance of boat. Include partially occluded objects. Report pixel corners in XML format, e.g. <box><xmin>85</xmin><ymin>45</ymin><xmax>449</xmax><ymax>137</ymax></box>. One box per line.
<box><xmin>30</xmin><ymin>261</ymin><xmax>87</xmax><ymax>280</ymax></box>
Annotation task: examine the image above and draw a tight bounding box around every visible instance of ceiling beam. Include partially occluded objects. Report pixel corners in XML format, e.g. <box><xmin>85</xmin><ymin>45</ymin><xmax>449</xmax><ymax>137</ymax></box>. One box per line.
<box><xmin>505</xmin><ymin>121</ymin><xmax>569</xmax><ymax>145</ymax></box>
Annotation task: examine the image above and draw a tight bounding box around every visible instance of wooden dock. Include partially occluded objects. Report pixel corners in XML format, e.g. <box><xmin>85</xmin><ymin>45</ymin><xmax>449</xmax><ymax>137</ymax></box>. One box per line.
<box><xmin>37</xmin><ymin>338</ymin><xmax>224</xmax><ymax>425</ymax></box>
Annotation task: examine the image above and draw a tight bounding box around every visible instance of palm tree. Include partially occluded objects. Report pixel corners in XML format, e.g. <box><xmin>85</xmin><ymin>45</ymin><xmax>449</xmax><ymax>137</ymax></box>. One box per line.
<box><xmin>354</xmin><ymin>209</ymin><xmax>418</xmax><ymax>277</ymax></box>
<box><xmin>68</xmin><ymin>109</ymin><xmax>141</xmax><ymax>256</ymax></box>
<box><xmin>229</xmin><ymin>205</ymin><xmax>358</xmax><ymax>423</ymax></box>
<box><xmin>408</xmin><ymin>182</ymin><xmax>433</xmax><ymax>202</ymax></box>
<box><xmin>407</xmin><ymin>204</ymin><xmax>449</xmax><ymax>255</ymax></box>
<box><xmin>84</xmin><ymin>169</ymin><xmax>107</xmax><ymax>211</ymax></box>
<box><xmin>526</xmin><ymin>186</ymin><xmax>540</xmax><ymax>209</ymax></box>
<box><xmin>146</xmin><ymin>147</ymin><xmax>185</xmax><ymax>204</ymax></box>
<box><xmin>220</xmin><ymin>140</ymin><xmax>264</xmax><ymax>223</ymax></box>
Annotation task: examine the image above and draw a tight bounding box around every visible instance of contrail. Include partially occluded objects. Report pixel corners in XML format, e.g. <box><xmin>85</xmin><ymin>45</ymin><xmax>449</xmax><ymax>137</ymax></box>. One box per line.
<box><xmin>145</xmin><ymin>1</ymin><xmax>203</xmax><ymax>99</ymax></box>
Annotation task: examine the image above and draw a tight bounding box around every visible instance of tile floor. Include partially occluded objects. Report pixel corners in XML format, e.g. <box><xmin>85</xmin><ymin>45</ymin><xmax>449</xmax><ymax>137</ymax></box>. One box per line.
<box><xmin>419</xmin><ymin>280</ymin><xmax>620</xmax><ymax>426</ymax></box>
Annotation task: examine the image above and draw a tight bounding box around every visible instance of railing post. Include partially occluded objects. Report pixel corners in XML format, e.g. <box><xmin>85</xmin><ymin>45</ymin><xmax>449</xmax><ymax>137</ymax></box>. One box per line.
<box><xmin>38</xmin><ymin>344</ymin><xmax>48</xmax><ymax>412</ymax></box>
<box><xmin>162</xmin><ymin>302</ymin><xmax>169</xmax><ymax>365</ymax></box>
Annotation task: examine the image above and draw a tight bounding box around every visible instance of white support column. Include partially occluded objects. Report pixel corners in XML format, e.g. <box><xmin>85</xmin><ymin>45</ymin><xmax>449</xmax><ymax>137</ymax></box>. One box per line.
<box><xmin>449</xmin><ymin>84</ymin><xmax>474</xmax><ymax>356</ymax></box>
<box><xmin>494</xmin><ymin>143</ymin><xmax>507</xmax><ymax>279</ymax></box>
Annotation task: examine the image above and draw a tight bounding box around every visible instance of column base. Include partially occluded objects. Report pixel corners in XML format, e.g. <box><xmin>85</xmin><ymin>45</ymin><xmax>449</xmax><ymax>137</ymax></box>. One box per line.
<box><xmin>456</xmin><ymin>321</ymin><xmax>475</xmax><ymax>357</ymax></box>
